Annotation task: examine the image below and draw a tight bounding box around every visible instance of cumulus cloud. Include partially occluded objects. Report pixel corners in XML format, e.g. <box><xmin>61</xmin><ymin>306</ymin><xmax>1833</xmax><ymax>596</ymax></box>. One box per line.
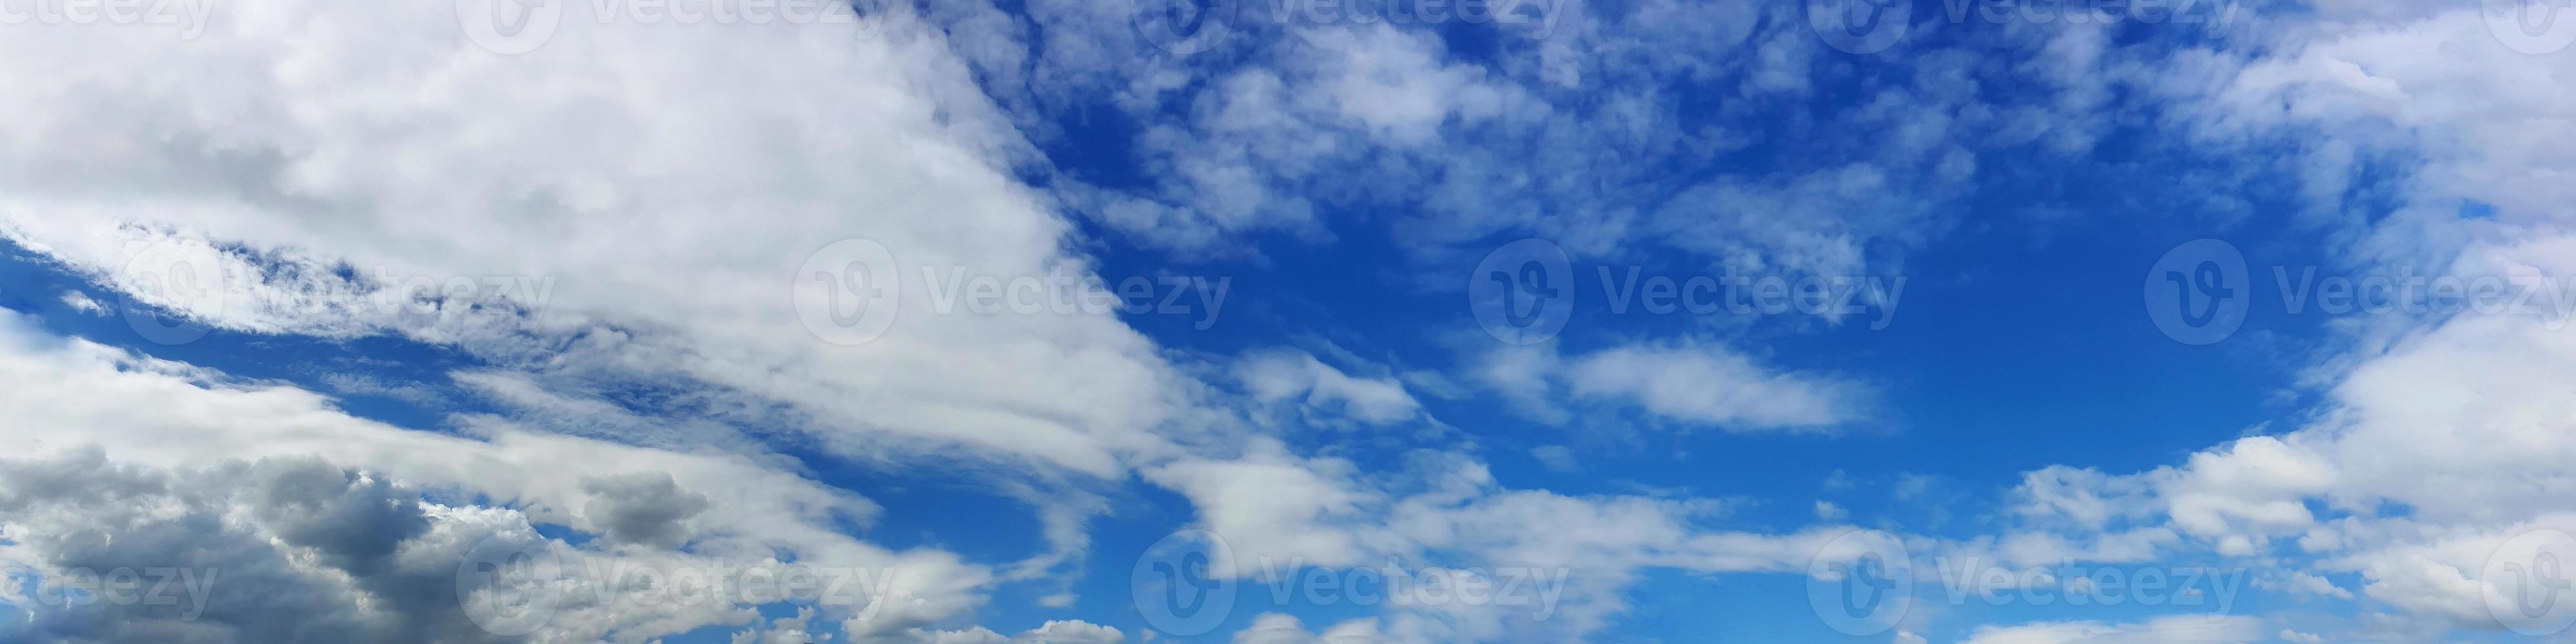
<box><xmin>1</xmin><ymin>448</ymin><xmax>507</xmax><ymax>643</ymax></box>
<box><xmin>0</xmin><ymin>311</ymin><xmax>989</xmax><ymax>639</ymax></box>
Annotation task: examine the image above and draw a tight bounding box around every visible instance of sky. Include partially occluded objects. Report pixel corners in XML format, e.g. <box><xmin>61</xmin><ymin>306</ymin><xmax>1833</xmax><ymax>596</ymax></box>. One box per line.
<box><xmin>2</xmin><ymin>0</ymin><xmax>2576</xmax><ymax>642</ymax></box>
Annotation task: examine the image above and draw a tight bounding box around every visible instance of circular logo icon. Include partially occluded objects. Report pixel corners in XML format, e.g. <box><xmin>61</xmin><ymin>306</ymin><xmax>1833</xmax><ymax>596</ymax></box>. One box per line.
<box><xmin>1808</xmin><ymin>0</ymin><xmax>1910</xmax><ymax>55</ymax></box>
<box><xmin>457</xmin><ymin>0</ymin><xmax>564</xmax><ymax>55</ymax></box>
<box><xmin>1131</xmin><ymin>529</ymin><xmax>1237</xmax><ymax>637</ymax></box>
<box><xmin>1806</xmin><ymin>529</ymin><xmax>1911</xmax><ymax>636</ymax></box>
<box><xmin>794</xmin><ymin>239</ymin><xmax>901</xmax><ymax>346</ymax></box>
<box><xmin>2144</xmin><ymin>239</ymin><xmax>2249</xmax><ymax>346</ymax></box>
<box><xmin>455</xmin><ymin>534</ymin><xmax>563</xmax><ymax>637</ymax></box>
<box><xmin>2486</xmin><ymin>0</ymin><xmax>2576</xmax><ymax>55</ymax></box>
<box><xmin>1468</xmin><ymin>239</ymin><xmax>1573</xmax><ymax>346</ymax></box>
<box><xmin>2485</xmin><ymin>528</ymin><xmax>2576</xmax><ymax>635</ymax></box>
<box><xmin>118</xmin><ymin>238</ymin><xmax>230</xmax><ymax>346</ymax></box>
<box><xmin>1131</xmin><ymin>0</ymin><xmax>1236</xmax><ymax>56</ymax></box>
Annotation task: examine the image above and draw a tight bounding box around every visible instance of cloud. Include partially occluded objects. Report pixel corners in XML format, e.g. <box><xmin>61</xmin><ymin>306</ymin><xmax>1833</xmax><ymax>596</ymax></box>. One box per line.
<box><xmin>579</xmin><ymin>472</ymin><xmax>715</xmax><ymax>549</ymax></box>
<box><xmin>1230</xmin><ymin>613</ymin><xmax>1386</xmax><ymax>644</ymax></box>
<box><xmin>1958</xmin><ymin>615</ymin><xmax>2267</xmax><ymax>644</ymax></box>
<box><xmin>0</xmin><ymin>0</ymin><xmax>1184</xmax><ymax>483</ymax></box>
<box><xmin>1468</xmin><ymin>339</ymin><xmax>1872</xmax><ymax>433</ymax></box>
<box><xmin>55</xmin><ymin>291</ymin><xmax>104</xmax><ymax>315</ymax></box>
<box><xmin>0</xmin><ymin>448</ymin><xmax>506</xmax><ymax>643</ymax></box>
<box><xmin>1232</xmin><ymin>349</ymin><xmax>1426</xmax><ymax>428</ymax></box>
<box><xmin>1564</xmin><ymin>341</ymin><xmax>1872</xmax><ymax>430</ymax></box>
<box><xmin>0</xmin><ymin>311</ymin><xmax>991</xmax><ymax>639</ymax></box>
<box><xmin>1983</xmin><ymin>1</ymin><xmax>2576</xmax><ymax>630</ymax></box>
<box><xmin>885</xmin><ymin>619</ymin><xmax>1126</xmax><ymax>644</ymax></box>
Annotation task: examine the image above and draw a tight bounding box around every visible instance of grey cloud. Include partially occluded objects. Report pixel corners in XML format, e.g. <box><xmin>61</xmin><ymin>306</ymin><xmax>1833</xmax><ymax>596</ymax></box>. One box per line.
<box><xmin>579</xmin><ymin>472</ymin><xmax>714</xmax><ymax>549</ymax></box>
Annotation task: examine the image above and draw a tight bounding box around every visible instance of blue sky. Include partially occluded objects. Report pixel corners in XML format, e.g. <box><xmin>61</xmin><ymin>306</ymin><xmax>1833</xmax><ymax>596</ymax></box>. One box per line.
<box><xmin>4</xmin><ymin>0</ymin><xmax>2576</xmax><ymax>643</ymax></box>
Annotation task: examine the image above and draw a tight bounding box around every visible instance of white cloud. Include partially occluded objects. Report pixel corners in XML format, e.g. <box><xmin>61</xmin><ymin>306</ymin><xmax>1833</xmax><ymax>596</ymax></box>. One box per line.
<box><xmin>0</xmin><ymin>0</ymin><xmax>1185</xmax><ymax>483</ymax></box>
<box><xmin>1466</xmin><ymin>339</ymin><xmax>1874</xmax><ymax>433</ymax></box>
<box><xmin>1816</xmin><ymin>501</ymin><xmax>1849</xmax><ymax>522</ymax></box>
<box><xmin>56</xmin><ymin>290</ymin><xmax>105</xmax><ymax>315</ymax></box>
<box><xmin>1958</xmin><ymin>615</ymin><xmax>2267</xmax><ymax>644</ymax></box>
<box><xmin>1230</xmin><ymin>613</ymin><xmax>1388</xmax><ymax>644</ymax></box>
<box><xmin>1564</xmin><ymin>341</ymin><xmax>1871</xmax><ymax>430</ymax></box>
<box><xmin>1232</xmin><ymin>349</ymin><xmax>1426</xmax><ymax>428</ymax></box>
<box><xmin>1987</xmin><ymin>2</ymin><xmax>2576</xmax><ymax>630</ymax></box>
<box><xmin>888</xmin><ymin>619</ymin><xmax>1126</xmax><ymax>644</ymax></box>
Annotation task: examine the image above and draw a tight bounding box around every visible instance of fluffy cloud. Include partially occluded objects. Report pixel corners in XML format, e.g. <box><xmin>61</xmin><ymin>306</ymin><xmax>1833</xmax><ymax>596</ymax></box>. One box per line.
<box><xmin>0</xmin><ymin>311</ymin><xmax>989</xmax><ymax>639</ymax></box>
<box><xmin>1987</xmin><ymin>2</ymin><xmax>2576</xmax><ymax>633</ymax></box>
<box><xmin>0</xmin><ymin>0</ymin><xmax>1185</xmax><ymax>484</ymax></box>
